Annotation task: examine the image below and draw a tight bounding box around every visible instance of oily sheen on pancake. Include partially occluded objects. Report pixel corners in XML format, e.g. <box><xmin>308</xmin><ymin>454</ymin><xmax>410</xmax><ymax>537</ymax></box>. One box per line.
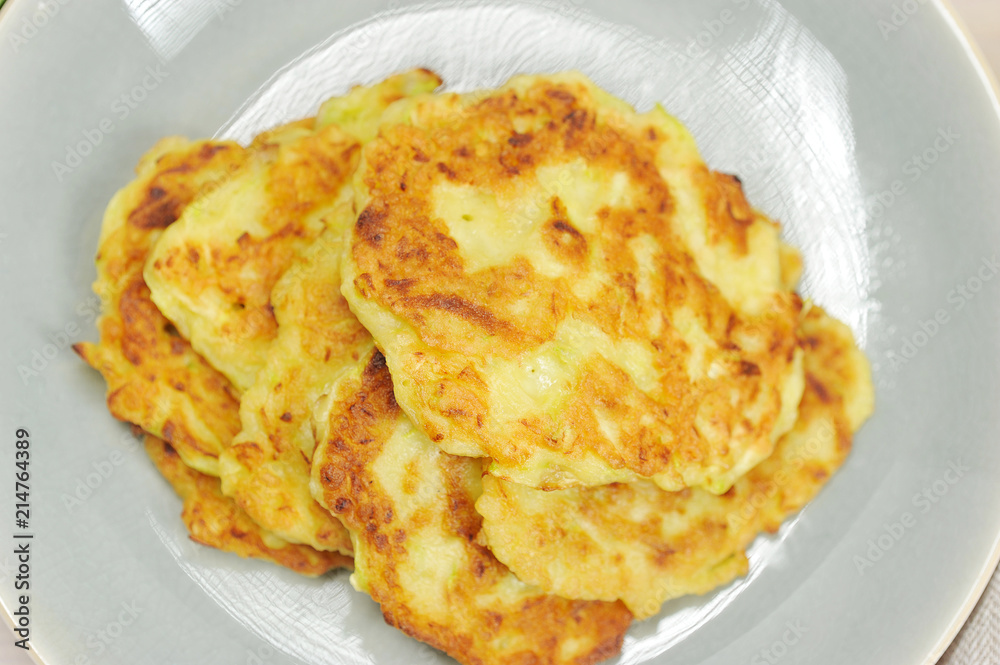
<box><xmin>144</xmin><ymin>71</ymin><xmax>442</xmax><ymax>393</ymax></box>
<box><xmin>310</xmin><ymin>349</ymin><xmax>632</xmax><ymax>665</ymax></box>
<box><xmin>475</xmin><ymin>307</ymin><xmax>874</xmax><ymax>618</ymax></box>
<box><xmin>342</xmin><ymin>71</ymin><xmax>805</xmax><ymax>493</ymax></box>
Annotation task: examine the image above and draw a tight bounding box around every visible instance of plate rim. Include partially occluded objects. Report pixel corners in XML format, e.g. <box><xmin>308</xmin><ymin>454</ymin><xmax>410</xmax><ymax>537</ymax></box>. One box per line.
<box><xmin>0</xmin><ymin>0</ymin><xmax>999</xmax><ymax>663</ymax></box>
<box><xmin>915</xmin><ymin>3</ymin><xmax>1000</xmax><ymax>661</ymax></box>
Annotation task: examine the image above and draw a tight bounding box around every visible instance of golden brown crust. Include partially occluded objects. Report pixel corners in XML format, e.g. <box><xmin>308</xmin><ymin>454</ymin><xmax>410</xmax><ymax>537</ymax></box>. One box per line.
<box><xmin>219</xmin><ymin>229</ymin><xmax>363</xmax><ymax>555</ymax></box>
<box><xmin>145</xmin><ymin>124</ymin><xmax>362</xmax><ymax>392</ymax></box>
<box><xmin>312</xmin><ymin>350</ymin><xmax>632</xmax><ymax>665</ymax></box>
<box><xmin>143</xmin><ymin>72</ymin><xmax>443</xmax><ymax>394</ymax></box>
<box><xmin>145</xmin><ymin>435</ymin><xmax>350</xmax><ymax>576</ymax></box>
<box><xmin>344</xmin><ymin>72</ymin><xmax>804</xmax><ymax>493</ymax></box>
<box><xmin>476</xmin><ymin>306</ymin><xmax>874</xmax><ymax>618</ymax></box>
<box><xmin>74</xmin><ymin>138</ymin><xmax>249</xmax><ymax>475</ymax></box>
<box><xmin>705</xmin><ymin>172</ymin><xmax>757</xmax><ymax>254</ymax></box>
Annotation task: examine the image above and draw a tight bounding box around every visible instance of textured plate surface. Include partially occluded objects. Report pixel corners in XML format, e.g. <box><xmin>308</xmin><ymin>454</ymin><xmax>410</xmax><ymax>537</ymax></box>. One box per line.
<box><xmin>1</xmin><ymin>0</ymin><xmax>1000</xmax><ymax>664</ymax></box>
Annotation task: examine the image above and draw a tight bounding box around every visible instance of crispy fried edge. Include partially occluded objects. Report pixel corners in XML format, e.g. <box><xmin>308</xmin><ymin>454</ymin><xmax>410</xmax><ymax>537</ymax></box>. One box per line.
<box><xmin>311</xmin><ymin>350</ymin><xmax>632</xmax><ymax>665</ymax></box>
<box><xmin>218</xmin><ymin>227</ymin><xmax>364</xmax><ymax>555</ymax></box>
<box><xmin>73</xmin><ymin>138</ymin><xmax>249</xmax><ymax>476</ymax></box>
<box><xmin>475</xmin><ymin>306</ymin><xmax>874</xmax><ymax>618</ymax></box>
<box><xmin>145</xmin><ymin>434</ymin><xmax>351</xmax><ymax>576</ymax></box>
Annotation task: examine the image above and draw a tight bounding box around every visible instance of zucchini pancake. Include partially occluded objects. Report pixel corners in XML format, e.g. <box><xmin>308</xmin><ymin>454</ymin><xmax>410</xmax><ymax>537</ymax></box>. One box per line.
<box><xmin>342</xmin><ymin>72</ymin><xmax>807</xmax><ymax>494</ymax></box>
<box><xmin>74</xmin><ymin>135</ymin><xmax>351</xmax><ymax>572</ymax></box>
<box><xmin>144</xmin><ymin>69</ymin><xmax>442</xmax><ymax>393</ymax></box>
<box><xmin>475</xmin><ymin>306</ymin><xmax>873</xmax><ymax>619</ymax></box>
<box><xmin>77</xmin><ymin>69</ymin><xmax>873</xmax><ymax>665</ymax></box>
<box><xmin>74</xmin><ymin>136</ymin><xmax>248</xmax><ymax>478</ymax></box>
<box><xmin>310</xmin><ymin>347</ymin><xmax>632</xmax><ymax>665</ymax></box>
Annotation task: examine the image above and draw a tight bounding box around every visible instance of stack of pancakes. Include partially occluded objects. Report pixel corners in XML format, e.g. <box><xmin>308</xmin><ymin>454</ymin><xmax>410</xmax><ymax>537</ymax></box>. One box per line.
<box><xmin>76</xmin><ymin>70</ymin><xmax>873</xmax><ymax>665</ymax></box>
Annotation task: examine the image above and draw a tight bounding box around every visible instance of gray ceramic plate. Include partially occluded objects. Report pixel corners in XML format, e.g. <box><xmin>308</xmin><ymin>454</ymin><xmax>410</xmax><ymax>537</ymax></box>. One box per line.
<box><xmin>1</xmin><ymin>0</ymin><xmax>999</xmax><ymax>663</ymax></box>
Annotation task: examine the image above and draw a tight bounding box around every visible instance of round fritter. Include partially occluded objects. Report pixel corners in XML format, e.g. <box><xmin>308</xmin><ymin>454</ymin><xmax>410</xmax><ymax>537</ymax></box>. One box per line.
<box><xmin>342</xmin><ymin>71</ymin><xmax>805</xmax><ymax>493</ymax></box>
<box><xmin>475</xmin><ymin>307</ymin><xmax>874</xmax><ymax>619</ymax></box>
<box><xmin>144</xmin><ymin>71</ymin><xmax>442</xmax><ymax>393</ymax></box>
<box><xmin>219</xmin><ymin>225</ymin><xmax>367</xmax><ymax>555</ymax></box>
<box><xmin>144</xmin><ymin>435</ymin><xmax>350</xmax><ymax>576</ymax></box>
<box><xmin>310</xmin><ymin>349</ymin><xmax>632</xmax><ymax>665</ymax></box>
<box><xmin>74</xmin><ymin>137</ymin><xmax>249</xmax><ymax>476</ymax></box>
